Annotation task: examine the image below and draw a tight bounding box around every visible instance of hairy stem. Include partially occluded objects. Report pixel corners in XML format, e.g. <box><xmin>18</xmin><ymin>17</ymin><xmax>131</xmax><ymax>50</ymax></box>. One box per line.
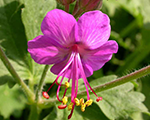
<box><xmin>35</xmin><ymin>65</ymin><xmax>50</xmax><ymax>102</ymax></box>
<box><xmin>0</xmin><ymin>47</ymin><xmax>34</xmax><ymax>102</ymax></box>
<box><xmin>79</xmin><ymin>65</ymin><xmax>150</xmax><ymax>96</ymax></box>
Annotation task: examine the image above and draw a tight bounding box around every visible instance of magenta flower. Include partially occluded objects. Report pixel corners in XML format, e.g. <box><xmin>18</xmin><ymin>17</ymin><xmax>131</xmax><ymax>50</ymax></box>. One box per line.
<box><xmin>28</xmin><ymin>9</ymin><xmax>118</xmax><ymax>119</ymax></box>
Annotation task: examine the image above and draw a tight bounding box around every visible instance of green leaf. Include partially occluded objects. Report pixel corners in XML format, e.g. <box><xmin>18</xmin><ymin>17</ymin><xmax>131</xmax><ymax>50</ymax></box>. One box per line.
<box><xmin>0</xmin><ymin>84</ymin><xmax>26</xmax><ymax>118</ymax></box>
<box><xmin>75</xmin><ymin>103</ymin><xmax>108</xmax><ymax>120</ymax></box>
<box><xmin>21</xmin><ymin>0</ymin><xmax>56</xmax><ymax>40</ymax></box>
<box><xmin>103</xmin><ymin>0</ymin><xmax>141</xmax><ymax>18</ymax></box>
<box><xmin>0</xmin><ymin>0</ymin><xmax>28</xmax><ymax>62</ymax></box>
<box><xmin>88</xmin><ymin>76</ymin><xmax>148</xmax><ymax>119</ymax></box>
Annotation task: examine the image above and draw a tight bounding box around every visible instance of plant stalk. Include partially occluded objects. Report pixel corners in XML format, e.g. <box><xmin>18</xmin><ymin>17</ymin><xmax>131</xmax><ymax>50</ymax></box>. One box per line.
<box><xmin>35</xmin><ymin>65</ymin><xmax>50</xmax><ymax>102</ymax></box>
<box><xmin>0</xmin><ymin>47</ymin><xmax>34</xmax><ymax>102</ymax></box>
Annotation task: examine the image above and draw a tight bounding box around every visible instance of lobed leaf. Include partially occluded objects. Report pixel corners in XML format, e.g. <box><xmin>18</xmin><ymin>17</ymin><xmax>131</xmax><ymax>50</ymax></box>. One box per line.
<box><xmin>0</xmin><ymin>84</ymin><xmax>26</xmax><ymax>118</ymax></box>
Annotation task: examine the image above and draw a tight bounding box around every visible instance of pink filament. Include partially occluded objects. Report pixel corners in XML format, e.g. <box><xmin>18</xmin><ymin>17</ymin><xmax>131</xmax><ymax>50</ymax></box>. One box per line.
<box><xmin>77</xmin><ymin>53</ymin><xmax>90</xmax><ymax>100</ymax></box>
<box><xmin>56</xmin><ymin>75</ymin><xmax>65</xmax><ymax>102</ymax></box>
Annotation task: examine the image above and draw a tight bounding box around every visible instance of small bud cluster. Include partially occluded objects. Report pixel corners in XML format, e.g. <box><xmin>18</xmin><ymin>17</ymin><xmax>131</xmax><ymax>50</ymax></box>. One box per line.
<box><xmin>56</xmin><ymin>0</ymin><xmax>103</xmax><ymax>18</ymax></box>
<box><xmin>73</xmin><ymin>0</ymin><xmax>103</xmax><ymax>18</ymax></box>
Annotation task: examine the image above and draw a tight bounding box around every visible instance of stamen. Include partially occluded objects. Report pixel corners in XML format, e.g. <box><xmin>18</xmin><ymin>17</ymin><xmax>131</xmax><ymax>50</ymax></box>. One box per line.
<box><xmin>49</xmin><ymin>52</ymin><xmax>75</xmax><ymax>101</ymax></box>
<box><xmin>58</xmin><ymin>104</ymin><xmax>67</xmax><ymax>109</ymax></box>
<box><xmin>75</xmin><ymin>55</ymin><xmax>79</xmax><ymax>99</ymax></box>
<box><xmin>71</xmin><ymin>53</ymin><xmax>77</xmax><ymax>102</ymax></box>
<box><xmin>96</xmin><ymin>96</ymin><xmax>103</xmax><ymax>102</ymax></box>
<box><xmin>68</xmin><ymin>102</ymin><xmax>74</xmax><ymax>111</ymax></box>
<box><xmin>62</xmin><ymin>96</ymin><xmax>68</xmax><ymax>105</ymax></box>
<box><xmin>56</xmin><ymin>75</ymin><xmax>65</xmax><ymax>102</ymax></box>
<box><xmin>68</xmin><ymin>103</ymin><xmax>75</xmax><ymax>119</ymax></box>
<box><xmin>74</xmin><ymin>98</ymin><xmax>80</xmax><ymax>106</ymax></box>
<box><xmin>56</xmin><ymin>53</ymin><xmax>76</xmax><ymax>103</ymax></box>
<box><xmin>81</xmin><ymin>103</ymin><xmax>86</xmax><ymax>112</ymax></box>
<box><xmin>63</xmin><ymin>78</ymin><xmax>71</xmax><ymax>98</ymax></box>
<box><xmin>77</xmin><ymin>53</ymin><xmax>90</xmax><ymax>100</ymax></box>
<box><xmin>42</xmin><ymin>91</ymin><xmax>49</xmax><ymax>99</ymax></box>
<box><xmin>65</xmin><ymin>81</ymin><xmax>70</xmax><ymax>88</ymax></box>
<box><xmin>85</xmin><ymin>79</ymin><xmax>98</xmax><ymax>97</ymax></box>
<box><xmin>58</xmin><ymin>52</ymin><xmax>75</xmax><ymax>76</ymax></box>
<box><xmin>77</xmin><ymin>53</ymin><xmax>99</xmax><ymax>100</ymax></box>
<box><xmin>46</xmin><ymin>79</ymin><xmax>57</xmax><ymax>93</ymax></box>
<box><xmin>79</xmin><ymin>98</ymin><xmax>84</xmax><ymax>105</ymax></box>
<box><xmin>85</xmin><ymin>99</ymin><xmax>93</xmax><ymax>106</ymax></box>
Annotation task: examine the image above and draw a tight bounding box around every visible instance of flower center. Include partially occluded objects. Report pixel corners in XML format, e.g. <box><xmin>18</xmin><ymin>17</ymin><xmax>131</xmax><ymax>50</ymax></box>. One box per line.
<box><xmin>71</xmin><ymin>42</ymin><xmax>88</xmax><ymax>57</ymax></box>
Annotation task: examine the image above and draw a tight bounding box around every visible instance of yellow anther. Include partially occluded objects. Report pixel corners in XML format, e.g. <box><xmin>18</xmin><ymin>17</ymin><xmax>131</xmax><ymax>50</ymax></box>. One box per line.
<box><xmin>74</xmin><ymin>98</ymin><xmax>80</xmax><ymax>106</ymax></box>
<box><xmin>68</xmin><ymin>102</ymin><xmax>73</xmax><ymax>111</ymax></box>
<box><xmin>79</xmin><ymin>98</ymin><xmax>84</xmax><ymax>105</ymax></box>
<box><xmin>81</xmin><ymin>103</ymin><xmax>86</xmax><ymax>112</ymax></box>
<box><xmin>65</xmin><ymin>81</ymin><xmax>70</xmax><ymax>88</ymax></box>
<box><xmin>62</xmin><ymin>96</ymin><xmax>68</xmax><ymax>105</ymax></box>
<box><xmin>85</xmin><ymin>99</ymin><xmax>93</xmax><ymax>107</ymax></box>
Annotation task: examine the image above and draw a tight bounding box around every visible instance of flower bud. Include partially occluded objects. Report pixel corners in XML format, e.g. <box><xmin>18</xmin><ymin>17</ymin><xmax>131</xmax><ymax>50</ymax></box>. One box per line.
<box><xmin>79</xmin><ymin>0</ymin><xmax>103</xmax><ymax>11</ymax></box>
<box><xmin>56</xmin><ymin>0</ymin><xmax>75</xmax><ymax>5</ymax></box>
<box><xmin>73</xmin><ymin>0</ymin><xmax>103</xmax><ymax>18</ymax></box>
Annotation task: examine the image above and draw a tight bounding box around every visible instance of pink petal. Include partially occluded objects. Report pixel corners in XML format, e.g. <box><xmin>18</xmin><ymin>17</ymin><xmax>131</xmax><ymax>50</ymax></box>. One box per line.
<box><xmin>82</xmin><ymin>63</ymin><xmax>93</xmax><ymax>77</ymax></box>
<box><xmin>76</xmin><ymin>10</ymin><xmax>111</xmax><ymax>49</ymax></box>
<box><xmin>41</xmin><ymin>9</ymin><xmax>77</xmax><ymax>47</ymax></box>
<box><xmin>51</xmin><ymin>59</ymin><xmax>72</xmax><ymax>78</ymax></box>
<box><xmin>28</xmin><ymin>35</ymin><xmax>69</xmax><ymax>64</ymax></box>
<box><xmin>82</xmin><ymin>40</ymin><xmax>118</xmax><ymax>76</ymax></box>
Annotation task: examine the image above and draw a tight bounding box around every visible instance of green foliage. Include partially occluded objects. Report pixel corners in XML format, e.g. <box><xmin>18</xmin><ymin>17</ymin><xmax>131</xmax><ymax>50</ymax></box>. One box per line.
<box><xmin>0</xmin><ymin>0</ymin><xmax>57</xmax><ymax>89</ymax></box>
<box><xmin>0</xmin><ymin>0</ymin><xmax>30</xmax><ymax>88</ymax></box>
